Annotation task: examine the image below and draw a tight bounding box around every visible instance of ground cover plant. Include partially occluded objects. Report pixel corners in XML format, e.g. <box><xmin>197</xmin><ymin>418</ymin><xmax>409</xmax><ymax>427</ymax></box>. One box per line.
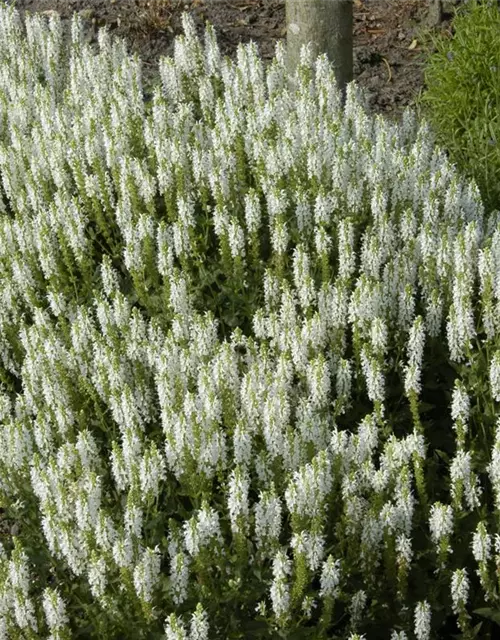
<box><xmin>1</xmin><ymin>3</ymin><xmax>500</xmax><ymax>638</ymax></box>
<box><xmin>415</xmin><ymin>0</ymin><xmax>500</xmax><ymax>216</ymax></box>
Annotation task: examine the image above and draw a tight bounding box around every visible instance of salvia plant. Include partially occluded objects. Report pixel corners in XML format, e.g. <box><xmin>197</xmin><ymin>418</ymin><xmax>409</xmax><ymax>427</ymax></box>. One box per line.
<box><xmin>0</xmin><ymin>3</ymin><xmax>500</xmax><ymax>639</ymax></box>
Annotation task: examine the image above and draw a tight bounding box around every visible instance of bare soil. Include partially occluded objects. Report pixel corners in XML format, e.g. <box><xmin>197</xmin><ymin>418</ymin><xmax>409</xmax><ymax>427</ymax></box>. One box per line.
<box><xmin>5</xmin><ymin>0</ymin><xmax>459</xmax><ymax>125</ymax></box>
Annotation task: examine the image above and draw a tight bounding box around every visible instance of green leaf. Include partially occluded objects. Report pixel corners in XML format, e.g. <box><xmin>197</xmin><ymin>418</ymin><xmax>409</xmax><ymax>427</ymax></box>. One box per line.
<box><xmin>418</xmin><ymin>401</ymin><xmax>436</xmax><ymax>413</ymax></box>
<box><xmin>473</xmin><ymin>608</ymin><xmax>500</xmax><ymax>626</ymax></box>
<box><xmin>434</xmin><ymin>449</ymin><xmax>450</xmax><ymax>463</ymax></box>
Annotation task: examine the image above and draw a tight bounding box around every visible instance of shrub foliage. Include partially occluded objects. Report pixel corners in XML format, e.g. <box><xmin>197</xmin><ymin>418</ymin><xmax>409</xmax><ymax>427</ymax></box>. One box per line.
<box><xmin>416</xmin><ymin>0</ymin><xmax>500</xmax><ymax>215</ymax></box>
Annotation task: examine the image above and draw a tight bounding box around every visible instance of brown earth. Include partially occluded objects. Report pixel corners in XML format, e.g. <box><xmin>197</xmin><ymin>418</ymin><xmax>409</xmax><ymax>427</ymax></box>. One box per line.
<box><xmin>5</xmin><ymin>0</ymin><xmax>460</xmax><ymax>125</ymax></box>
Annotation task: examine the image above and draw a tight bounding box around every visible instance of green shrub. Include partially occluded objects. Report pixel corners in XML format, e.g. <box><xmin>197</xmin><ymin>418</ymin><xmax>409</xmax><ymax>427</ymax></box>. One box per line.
<box><xmin>415</xmin><ymin>0</ymin><xmax>500</xmax><ymax>215</ymax></box>
<box><xmin>1</xmin><ymin>3</ymin><xmax>500</xmax><ymax>639</ymax></box>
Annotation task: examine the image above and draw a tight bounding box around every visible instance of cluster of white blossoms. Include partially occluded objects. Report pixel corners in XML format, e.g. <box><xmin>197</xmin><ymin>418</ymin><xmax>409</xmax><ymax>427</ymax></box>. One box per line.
<box><xmin>0</xmin><ymin>3</ymin><xmax>499</xmax><ymax>638</ymax></box>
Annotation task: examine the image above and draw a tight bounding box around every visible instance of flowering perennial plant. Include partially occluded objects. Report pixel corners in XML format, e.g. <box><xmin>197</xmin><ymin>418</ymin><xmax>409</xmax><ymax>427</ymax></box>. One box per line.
<box><xmin>0</xmin><ymin>4</ymin><xmax>499</xmax><ymax>638</ymax></box>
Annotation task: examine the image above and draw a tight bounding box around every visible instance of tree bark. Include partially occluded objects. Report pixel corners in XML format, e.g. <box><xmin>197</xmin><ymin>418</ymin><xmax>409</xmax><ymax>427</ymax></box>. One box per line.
<box><xmin>286</xmin><ymin>0</ymin><xmax>353</xmax><ymax>104</ymax></box>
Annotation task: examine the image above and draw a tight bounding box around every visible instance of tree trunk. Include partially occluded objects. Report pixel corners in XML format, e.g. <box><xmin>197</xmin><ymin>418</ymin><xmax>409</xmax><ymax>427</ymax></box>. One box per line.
<box><xmin>286</xmin><ymin>0</ymin><xmax>353</xmax><ymax>104</ymax></box>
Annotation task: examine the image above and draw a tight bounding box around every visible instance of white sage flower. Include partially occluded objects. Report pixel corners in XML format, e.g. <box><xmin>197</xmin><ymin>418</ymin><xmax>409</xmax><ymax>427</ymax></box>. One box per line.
<box><xmin>269</xmin><ymin>549</ymin><xmax>291</xmax><ymax>622</ymax></box>
<box><xmin>42</xmin><ymin>587</ymin><xmax>69</xmax><ymax>631</ymax></box>
<box><xmin>165</xmin><ymin>613</ymin><xmax>188</xmax><ymax>640</ymax></box>
<box><xmin>414</xmin><ymin>600</ymin><xmax>431</xmax><ymax>640</ymax></box>
<box><xmin>490</xmin><ymin>351</ymin><xmax>500</xmax><ymax>402</ymax></box>
<box><xmin>319</xmin><ymin>555</ymin><xmax>341</xmax><ymax>599</ymax></box>
<box><xmin>451</xmin><ymin>568</ymin><xmax>469</xmax><ymax>615</ymax></box>
<box><xmin>428</xmin><ymin>502</ymin><xmax>454</xmax><ymax>549</ymax></box>
<box><xmin>189</xmin><ymin>603</ymin><xmax>209</xmax><ymax>640</ymax></box>
<box><xmin>472</xmin><ymin>521</ymin><xmax>491</xmax><ymax>565</ymax></box>
<box><xmin>133</xmin><ymin>545</ymin><xmax>161</xmax><ymax>605</ymax></box>
<box><xmin>227</xmin><ymin>465</ymin><xmax>250</xmax><ymax>535</ymax></box>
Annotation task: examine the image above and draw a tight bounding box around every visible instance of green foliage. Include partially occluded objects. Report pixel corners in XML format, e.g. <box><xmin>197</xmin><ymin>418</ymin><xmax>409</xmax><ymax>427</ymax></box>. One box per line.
<box><xmin>415</xmin><ymin>0</ymin><xmax>500</xmax><ymax>215</ymax></box>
